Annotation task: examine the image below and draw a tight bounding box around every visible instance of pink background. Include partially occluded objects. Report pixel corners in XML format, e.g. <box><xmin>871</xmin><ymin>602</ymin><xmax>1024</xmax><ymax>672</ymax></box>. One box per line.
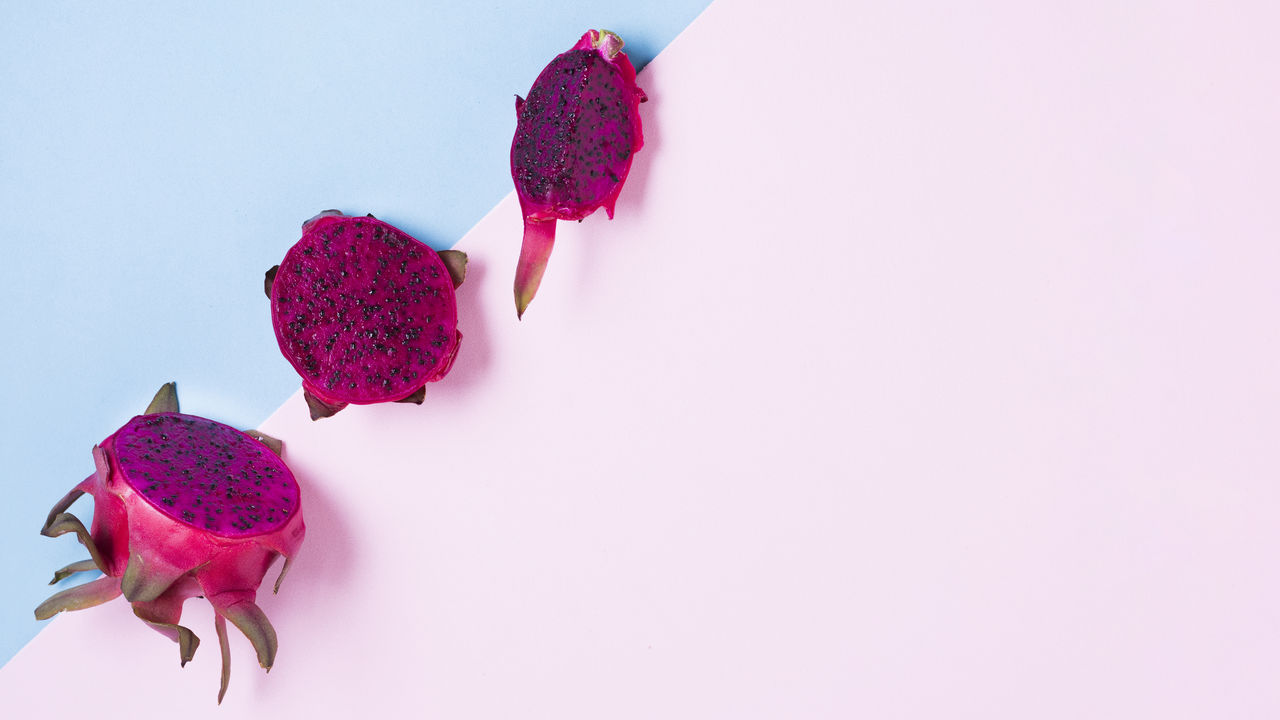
<box><xmin>4</xmin><ymin>1</ymin><xmax>1279</xmax><ymax>716</ymax></box>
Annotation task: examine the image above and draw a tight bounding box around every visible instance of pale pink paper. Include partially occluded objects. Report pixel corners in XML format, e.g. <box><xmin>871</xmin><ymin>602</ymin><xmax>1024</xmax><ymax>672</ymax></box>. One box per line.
<box><xmin>4</xmin><ymin>1</ymin><xmax>1280</xmax><ymax>717</ymax></box>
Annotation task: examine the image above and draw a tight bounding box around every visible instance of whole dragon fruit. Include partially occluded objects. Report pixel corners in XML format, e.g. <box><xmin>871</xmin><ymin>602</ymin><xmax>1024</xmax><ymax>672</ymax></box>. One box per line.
<box><xmin>36</xmin><ymin>383</ymin><xmax>305</xmax><ymax>703</ymax></box>
<box><xmin>510</xmin><ymin>29</ymin><xmax>647</xmax><ymax>318</ymax></box>
<box><xmin>266</xmin><ymin>211</ymin><xmax>467</xmax><ymax>420</ymax></box>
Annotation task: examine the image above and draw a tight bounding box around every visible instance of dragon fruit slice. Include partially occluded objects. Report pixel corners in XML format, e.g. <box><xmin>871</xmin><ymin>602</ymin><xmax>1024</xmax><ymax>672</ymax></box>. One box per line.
<box><xmin>266</xmin><ymin>211</ymin><xmax>467</xmax><ymax>420</ymax></box>
<box><xmin>510</xmin><ymin>29</ymin><xmax>647</xmax><ymax>318</ymax></box>
<box><xmin>35</xmin><ymin>383</ymin><xmax>305</xmax><ymax>703</ymax></box>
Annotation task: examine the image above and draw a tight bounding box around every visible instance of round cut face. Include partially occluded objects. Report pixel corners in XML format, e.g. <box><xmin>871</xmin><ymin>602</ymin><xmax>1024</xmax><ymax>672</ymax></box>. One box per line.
<box><xmin>114</xmin><ymin>413</ymin><xmax>299</xmax><ymax>537</ymax></box>
<box><xmin>271</xmin><ymin>215</ymin><xmax>461</xmax><ymax>404</ymax></box>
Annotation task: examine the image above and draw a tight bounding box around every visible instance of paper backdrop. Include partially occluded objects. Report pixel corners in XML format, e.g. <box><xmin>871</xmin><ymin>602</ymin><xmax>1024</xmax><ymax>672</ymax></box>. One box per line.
<box><xmin>4</xmin><ymin>1</ymin><xmax>1280</xmax><ymax>717</ymax></box>
<box><xmin>0</xmin><ymin>0</ymin><xmax>710</xmax><ymax>664</ymax></box>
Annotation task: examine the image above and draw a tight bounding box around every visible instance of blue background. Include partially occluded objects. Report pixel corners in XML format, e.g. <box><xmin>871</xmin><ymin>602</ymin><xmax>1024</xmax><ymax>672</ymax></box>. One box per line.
<box><xmin>0</xmin><ymin>0</ymin><xmax>710</xmax><ymax>666</ymax></box>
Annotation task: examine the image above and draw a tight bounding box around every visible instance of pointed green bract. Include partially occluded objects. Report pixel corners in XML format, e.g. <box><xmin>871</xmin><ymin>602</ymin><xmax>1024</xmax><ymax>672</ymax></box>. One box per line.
<box><xmin>91</xmin><ymin>444</ymin><xmax>110</xmax><ymax>481</ymax></box>
<box><xmin>35</xmin><ymin>576</ymin><xmax>122</xmax><ymax>620</ymax></box>
<box><xmin>218</xmin><ymin>599</ymin><xmax>278</xmax><ymax>671</ymax></box>
<box><xmin>144</xmin><ymin>382</ymin><xmax>179</xmax><ymax>415</ymax></box>
<box><xmin>272</xmin><ymin>554</ymin><xmax>293</xmax><ymax>594</ymax></box>
<box><xmin>263</xmin><ymin>265</ymin><xmax>279</xmax><ymax>299</ymax></box>
<box><xmin>133</xmin><ymin>605</ymin><xmax>201</xmax><ymax>667</ymax></box>
<box><xmin>178</xmin><ymin>626</ymin><xmax>200</xmax><ymax>667</ymax></box>
<box><xmin>43</xmin><ymin>486</ymin><xmax>86</xmax><ymax>534</ymax></box>
<box><xmin>514</xmin><ymin>217</ymin><xmax>556</xmax><ymax>320</ymax></box>
<box><xmin>49</xmin><ymin>559</ymin><xmax>99</xmax><ymax>585</ymax></box>
<box><xmin>302</xmin><ymin>209</ymin><xmax>344</xmax><ymax>230</ymax></box>
<box><xmin>438</xmin><ymin>249</ymin><xmax>468</xmax><ymax>288</ymax></box>
<box><xmin>215</xmin><ymin>615</ymin><xmax>232</xmax><ymax>705</ymax></box>
<box><xmin>121</xmin><ymin>552</ymin><xmax>186</xmax><ymax>603</ymax></box>
<box><xmin>42</xmin><ymin>512</ymin><xmax>108</xmax><ymax>573</ymax></box>
<box><xmin>303</xmin><ymin>389</ymin><xmax>347</xmax><ymax>420</ymax></box>
<box><xmin>395</xmin><ymin>386</ymin><xmax>427</xmax><ymax>405</ymax></box>
<box><xmin>245</xmin><ymin>429</ymin><xmax>284</xmax><ymax>457</ymax></box>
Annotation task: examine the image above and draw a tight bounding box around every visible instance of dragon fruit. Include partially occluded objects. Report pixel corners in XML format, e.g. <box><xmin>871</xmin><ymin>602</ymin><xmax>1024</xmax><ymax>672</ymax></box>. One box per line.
<box><xmin>35</xmin><ymin>383</ymin><xmax>305</xmax><ymax>703</ymax></box>
<box><xmin>510</xmin><ymin>29</ymin><xmax>647</xmax><ymax>318</ymax></box>
<box><xmin>266</xmin><ymin>211</ymin><xmax>467</xmax><ymax>420</ymax></box>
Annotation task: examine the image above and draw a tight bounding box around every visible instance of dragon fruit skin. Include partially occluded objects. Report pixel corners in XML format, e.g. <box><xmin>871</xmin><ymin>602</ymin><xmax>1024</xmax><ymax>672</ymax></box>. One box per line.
<box><xmin>267</xmin><ymin>211</ymin><xmax>467</xmax><ymax>420</ymax></box>
<box><xmin>36</xmin><ymin>383</ymin><xmax>305</xmax><ymax>703</ymax></box>
<box><xmin>510</xmin><ymin>29</ymin><xmax>647</xmax><ymax>318</ymax></box>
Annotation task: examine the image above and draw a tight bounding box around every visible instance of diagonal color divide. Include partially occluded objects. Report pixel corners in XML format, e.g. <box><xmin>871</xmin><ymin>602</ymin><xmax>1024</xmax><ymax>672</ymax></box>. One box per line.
<box><xmin>5</xmin><ymin>1</ymin><xmax>1280</xmax><ymax>717</ymax></box>
<box><xmin>0</xmin><ymin>0</ymin><xmax>712</xmax><ymax>666</ymax></box>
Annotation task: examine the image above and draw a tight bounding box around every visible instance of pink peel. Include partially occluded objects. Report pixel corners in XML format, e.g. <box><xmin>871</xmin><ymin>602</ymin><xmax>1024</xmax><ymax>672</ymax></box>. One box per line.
<box><xmin>34</xmin><ymin>383</ymin><xmax>305</xmax><ymax>703</ymax></box>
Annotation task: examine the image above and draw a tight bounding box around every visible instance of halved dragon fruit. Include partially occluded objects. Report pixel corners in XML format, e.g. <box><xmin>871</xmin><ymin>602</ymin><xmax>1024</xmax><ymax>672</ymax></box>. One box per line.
<box><xmin>510</xmin><ymin>29</ymin><xmax>647</xmax><ymax>318</ymax></box>
<box><xmin>36</xmin><ymin>383</ymin><xmax>305</xmax><ymax>703</ymax></box>
<box><xmin>266</xmin><ymin>211</ymin><xmax>467</xmax><ymax>420</ymax></box>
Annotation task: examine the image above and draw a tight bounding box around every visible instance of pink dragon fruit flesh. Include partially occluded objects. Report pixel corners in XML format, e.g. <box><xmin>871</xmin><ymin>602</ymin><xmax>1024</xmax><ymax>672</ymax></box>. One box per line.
<box><xmin>36</xmin><ymin>383</ymin><xmax>305</xmax><ymax>703</ymax></box>
<box><xmin>266</xmin><ymin>211</ymin><xmax>467</xmax><ymax>420</ymax></box>
<box><xmin>510</xmin><ymin>29</ymin><xmax>647</xmax><ymax>318</ymax></box>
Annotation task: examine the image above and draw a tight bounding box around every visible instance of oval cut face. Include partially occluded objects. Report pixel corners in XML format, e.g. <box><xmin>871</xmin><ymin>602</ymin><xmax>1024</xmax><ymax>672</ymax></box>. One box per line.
<box><xmin>271</xmin><ymin>215</ymin><xmax>461</xmax><ymax>404</ymax></box>
<box><xmin>512</xmin><ymin>49</ymin><xmax>638</xmax><ymax>217</ymax></box>
<box><xmin>114</xmin><ymin>413</ymin><xmax>299</xmax><ymax>538</ymax></box>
